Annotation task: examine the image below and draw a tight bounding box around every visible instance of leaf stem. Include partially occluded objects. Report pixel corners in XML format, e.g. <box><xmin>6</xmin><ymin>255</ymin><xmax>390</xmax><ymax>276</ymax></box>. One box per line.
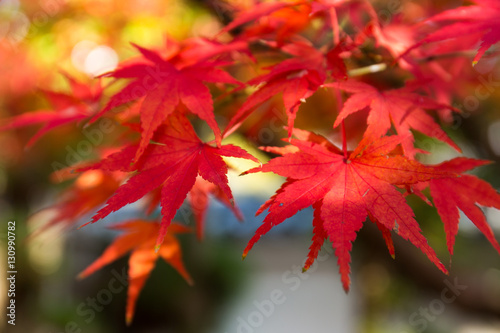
<box><xmin>334</xmin><ymin>87</ymin><xmax>348</xmax><ymax>160</ymax></box>
<box><xmin>341</xmin><ymin>119</ymin><xmax>348</xmax><ymax>160</ymax></box>
<box><xmin>347</xmin><ymin>63</ymin><xmax>387</xmax><ymax>77</ymax></box>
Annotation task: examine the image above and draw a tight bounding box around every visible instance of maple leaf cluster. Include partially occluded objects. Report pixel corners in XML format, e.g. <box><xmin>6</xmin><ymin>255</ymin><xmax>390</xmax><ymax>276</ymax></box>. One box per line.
<box><xmin>3</xmin><ymin>0</ymin><xmax>500</xmax><ymax>324</ymax></box>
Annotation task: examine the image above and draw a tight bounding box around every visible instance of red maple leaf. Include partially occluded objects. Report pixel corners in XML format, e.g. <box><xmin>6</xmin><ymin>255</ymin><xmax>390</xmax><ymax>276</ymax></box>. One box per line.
<box><xmin>411</xmin><ymin>157</ymin><xmax>500</xmax><ymax>258</ymax></box>
<box><xmin>367</xmin><ymin>18</ymin><xmax>423</xmax><ymax>72</ymax></box>
<box><xmin>138</xmin><ymin>175</ymin><xmax>244</xmax><ymax>240</ymax></box>
<box><xmin>325</xmin><ymin>80</ymin><xmax>460</xmax><ymax>158</ymax></box>
<box><xmin>217</xmin><ymin>1</ymin><xmax>307</xmax><ymax>41</ymax></box>
<box><xmin>242</xmin><ymin>129</ymin><xmax>454</xmax><ymax>291</ymax></box>
<box><xmin>91</xmin><ymin>43</ymin><xmax>241</xmax><ymax>161</ymax></box>
<box><xmin>189</xmin><ymin>176</ymin><xmax>244</xmax><ymax>240</ymax></box>
<box><xmin>80</xmin><ymin>112</ymin><xmax>258</xmax><ymax>248</ymax></box>
<box><xmin>218</xmin><ymin>0</ymin><xmax>364</xmax><ymax>44</ymax></box>
<box><xmin>0</xmin><ymin>74</ymin><xmax>102</xmax><ymax>147</ymax></box>
<box><xmin>173</xmin><ymin>37</ymin><xmax>250</xmax><ymax>68</ymax></box>
<box><xmin>78</xmin><ymin>219</ymin><xmax>192</xmax><ymax>325</ymax></box>
<box><xmin>224</xmin><ymin>40</ymin><xmax>347</xmax><ymax>138</ymax></box>
<box><xmin>406</xmin><ymin>0</ymin><xmax>500</xmax><ymax>65</ymax></box>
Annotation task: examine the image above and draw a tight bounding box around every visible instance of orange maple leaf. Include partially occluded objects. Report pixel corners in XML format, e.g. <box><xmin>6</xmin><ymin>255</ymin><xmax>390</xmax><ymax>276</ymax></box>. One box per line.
<box><xmin>78</xmin><ymin>219</ymin><xmax>193</xmax><ymax>325</ymax></box>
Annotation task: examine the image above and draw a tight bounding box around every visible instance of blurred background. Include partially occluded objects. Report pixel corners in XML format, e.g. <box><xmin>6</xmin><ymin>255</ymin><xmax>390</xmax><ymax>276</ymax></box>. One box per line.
<box><xmin>1</xmin><ymin>0</ymin><xmax>500</xmax><ymax>332</ymax></box>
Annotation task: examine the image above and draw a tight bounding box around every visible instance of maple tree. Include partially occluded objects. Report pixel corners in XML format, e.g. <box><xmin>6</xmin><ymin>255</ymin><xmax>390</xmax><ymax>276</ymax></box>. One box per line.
<box><xmin>2</xmin><ymin>0</ymin><xmax>500</xmax><ymax>326</ymax></box>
